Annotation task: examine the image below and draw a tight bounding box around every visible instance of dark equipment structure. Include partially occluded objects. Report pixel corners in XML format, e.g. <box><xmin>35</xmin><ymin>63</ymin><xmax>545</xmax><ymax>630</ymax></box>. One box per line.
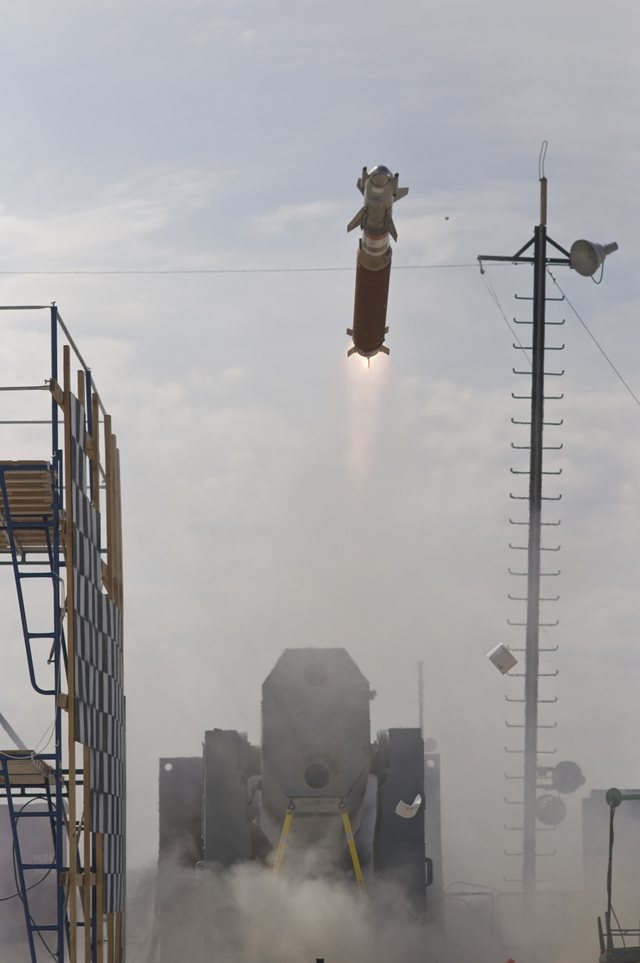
<box><xmin>155</xmin><ymin>649</ymin><xmax>442</xmax><ymax>961</ymax></box>
<box><xmin>595</xmin><ymin>788</ymin><xmax>640</xmax><ymax>963</ymax></box>
<box><xmin>478</xmin><ymin>144</ymin><xmax>616</xmax><ymax>919</ymax></box>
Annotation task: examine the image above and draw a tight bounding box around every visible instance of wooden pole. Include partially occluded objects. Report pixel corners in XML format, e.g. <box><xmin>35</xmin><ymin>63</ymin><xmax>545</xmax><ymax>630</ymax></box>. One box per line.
<box><xmin>106</xmin><ymin>912</ymin><xmax>115</xmax><ymax>963</ymax></box>
<box><xmin>96</xmin><ymin>833</ymin><xmax>104</xmax><ymax>963</ymax></box>
<box><xmin>103</xmin><ymin>415</ymin><xmax>114</xmax><ymax>602</ymax></box>
<box><xmin>92</xmin><ymin>392</ymin><xmax>100</xmax><ymax>513</ymax></box>
<box><xmin>83</xmin><ymin>745</ymin><xmax>92</xmax><ymax>963</ymax></box>
<box><xmin>114</xmin><ymin>443</ymin><xmax>123</xmax><ymax>611</ymax></box>
<box><xmin>114</xmin><ymin>910</ymin><xmax>123</xmax><ymax>963</ymax></box>
<box><xmin>77</xmin><ymin>370</ymin><xmax>85</xmax><ymax>410</ymax></box>
<box><xmin>63</xmin><ymin>345</ymin><xmax>78</xmax><ymax>963</ymax></box>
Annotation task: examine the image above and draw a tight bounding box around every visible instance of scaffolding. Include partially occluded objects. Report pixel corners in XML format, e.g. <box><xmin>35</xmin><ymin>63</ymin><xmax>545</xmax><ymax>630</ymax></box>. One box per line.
<box><xmin>0</xmin><ymin>304</ymin><xmax>124</xmax><ymax>962</ymax></box>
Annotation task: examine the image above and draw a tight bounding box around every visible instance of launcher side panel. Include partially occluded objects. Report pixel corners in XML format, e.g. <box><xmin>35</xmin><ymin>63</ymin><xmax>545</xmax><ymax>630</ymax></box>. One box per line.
<box><xmin>203</xmin><ymin>729</ymin><xmax>252</xmax><ymax>868</ymax></box>
<box><xmin>375</xmin><ymin>728</ymin><xmax>427</xmax><ymax>914</ymax></box>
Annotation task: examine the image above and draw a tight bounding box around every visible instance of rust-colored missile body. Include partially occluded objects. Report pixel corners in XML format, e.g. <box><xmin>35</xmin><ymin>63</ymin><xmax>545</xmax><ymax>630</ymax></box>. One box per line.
<box><xmin>346</xmin><ymin>165</ymin><xmax>408</xmax><ymax>360</ymax></box>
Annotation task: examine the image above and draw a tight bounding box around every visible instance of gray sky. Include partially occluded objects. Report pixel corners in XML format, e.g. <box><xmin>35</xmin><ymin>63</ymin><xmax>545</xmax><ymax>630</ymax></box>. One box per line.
<box><xmin>0</xmin><ymin>0</ymin><xmax>639</xmax><ymax>892</ymax></box>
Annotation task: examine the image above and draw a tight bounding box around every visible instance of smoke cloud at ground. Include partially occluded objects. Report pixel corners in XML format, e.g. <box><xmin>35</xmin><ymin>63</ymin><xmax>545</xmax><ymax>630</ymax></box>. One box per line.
<box><xmin>133</xmin><ymin>859</ymin><xmax>466</xmax><ymax>963</ymax></box>
<box><xmin>127</xmin><ymin>857</ymin><xmax>611</xmax><ymax>963</ymax></box>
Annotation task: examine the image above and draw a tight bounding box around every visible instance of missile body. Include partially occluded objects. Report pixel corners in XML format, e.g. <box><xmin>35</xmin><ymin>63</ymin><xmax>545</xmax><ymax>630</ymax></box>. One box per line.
<box><xmin>346</xmin><ymin>165</ymin><xmax>408</xmax><ymax>360</ymax></box>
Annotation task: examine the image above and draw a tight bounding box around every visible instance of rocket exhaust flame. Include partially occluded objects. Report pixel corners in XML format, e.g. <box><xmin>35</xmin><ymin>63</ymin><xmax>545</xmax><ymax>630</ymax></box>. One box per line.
<box><xmin>346</xmin><ymin>165</ymin><xmax>408</xmax><ymax>360</ymax></box>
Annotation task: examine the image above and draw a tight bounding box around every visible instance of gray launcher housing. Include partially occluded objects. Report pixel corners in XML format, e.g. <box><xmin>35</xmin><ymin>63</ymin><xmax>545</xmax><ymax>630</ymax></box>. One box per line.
<box><xmin>260</xmin><ymin>648</ymin><xmax>371</xmax><ymax>866</ymax></box>
<box><xmin>156</xmin><ymin>647</ymin><xmax>442</xmax><ymax>939</ymax></box>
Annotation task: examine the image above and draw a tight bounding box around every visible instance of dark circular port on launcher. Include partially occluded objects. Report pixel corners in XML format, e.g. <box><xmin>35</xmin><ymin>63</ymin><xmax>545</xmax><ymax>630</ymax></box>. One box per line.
<box><xmin>305</xmin><ymin>764</ymin><xmax>330</xmax><ymax>789</ymax></box>
<box><xmin>304</xmin><ymin>663</ymin><xmax>328</xmax><ymax>686</ymax></box>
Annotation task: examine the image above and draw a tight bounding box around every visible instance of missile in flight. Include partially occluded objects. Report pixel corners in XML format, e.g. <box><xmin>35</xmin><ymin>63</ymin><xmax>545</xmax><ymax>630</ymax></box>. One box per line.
<box><xmin>346</xmin><ymin>165</ymin><xmax>408</xmax><ymax>361</ymax></box>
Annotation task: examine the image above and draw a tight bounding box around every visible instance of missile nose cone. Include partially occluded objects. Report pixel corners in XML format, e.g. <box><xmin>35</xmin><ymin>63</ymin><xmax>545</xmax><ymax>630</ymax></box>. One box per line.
<box><xmin>369</xmin><ymin>165</ymin><xmax>393</xmax><ymax>186</ymax></box>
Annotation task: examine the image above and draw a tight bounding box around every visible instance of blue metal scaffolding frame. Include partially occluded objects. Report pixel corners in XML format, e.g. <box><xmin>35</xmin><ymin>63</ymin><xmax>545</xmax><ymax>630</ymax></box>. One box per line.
<box><xmin>0</xmin><ymin>304</ymin><xmax>124</xmax><ymax>963</ymax></box>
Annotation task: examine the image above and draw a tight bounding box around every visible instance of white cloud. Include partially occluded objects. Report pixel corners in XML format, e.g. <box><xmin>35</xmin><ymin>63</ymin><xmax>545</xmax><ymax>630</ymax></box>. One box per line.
<box><xmin>256</xmin><ymin>201</ymin><xmax>342</xmax><ymax>236</ymax></box>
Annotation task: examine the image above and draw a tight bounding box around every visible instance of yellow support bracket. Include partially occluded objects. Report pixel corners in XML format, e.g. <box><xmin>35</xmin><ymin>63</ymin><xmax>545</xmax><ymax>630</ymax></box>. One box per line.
<box><xmin>272</xmin><ymin>810</ymin><xmax>293</xmax><ymax>877</ymax></box>
<box><xmin>341</xmin><ymin>809</ymin><xmax>366</xmax><ymax>896</ymax></box>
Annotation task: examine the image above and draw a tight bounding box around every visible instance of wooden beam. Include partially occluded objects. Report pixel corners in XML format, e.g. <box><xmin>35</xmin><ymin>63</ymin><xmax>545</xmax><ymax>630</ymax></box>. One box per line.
<box><xmin>83</xmin><ymin>745</ymin><xmax>91</xmax><ymax>963</ymax></box>
<box><xmin>106</xmin><ymin>912</ymin><xmax>115</xmax><ymax>963</ymax></box>
<box><xmin>92</xmin><ymin>393</ymin><xmax>100</xmax><ymax>512</ymax></box>
<box><xmin>114</xmin><ymin>911</ymin><xmax>123</xmax><ymax>963</ymax></box>
<box><xmin>49</xmin><ymin>379</ymin><xmax>64</xmax><ymax>407</ymax></box>
<box><xmin>104</xmin><ymin>415</ymin><xmax>115</xmax><ymax>604</ymax></box>
<box><xmin>77</xmin><ymin>370</ymin><xmax>85</xmax><ymax>410</ymax></box>
<box><xmin>113</xmin><ymin>440</ymin><xmax>123</xmax><ymax>612</ymax></box>
<box><xmin>96</xmin><ymin>833</ymin><xmax>104</xmax><ymax>963</ymax></box>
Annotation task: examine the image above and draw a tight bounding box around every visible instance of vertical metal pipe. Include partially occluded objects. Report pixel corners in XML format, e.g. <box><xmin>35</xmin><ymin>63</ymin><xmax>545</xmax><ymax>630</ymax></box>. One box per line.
<box><xmin>63</xmin><ymin>345</ymin><xmax>78</xmax><ymax>963</ymax></box>
<box><xmin>53</xmin><ymin>459</ymin><xmax>65</xmax><ymax>963</ymax></box>
<box><xmin>522</xmin><ymin>218</ymin><xmax>547</xmax><ymax>915</ymax></box>
<box><xmin>51</xmin><ymin>305</ymin><xmax>58</xmax><ymax>458</ymax></box>
<box><xmin>50</xmin><ymin>304</ymin><xmax>65</xmax><ymax>961</ymax></box>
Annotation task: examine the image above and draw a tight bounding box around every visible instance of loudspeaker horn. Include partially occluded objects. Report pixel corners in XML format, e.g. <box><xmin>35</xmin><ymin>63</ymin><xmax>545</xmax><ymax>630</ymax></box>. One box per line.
<box><xmin>570</xmin><ymin>239</ymin><xmax>618</xmax><ymax>277</ymax></box>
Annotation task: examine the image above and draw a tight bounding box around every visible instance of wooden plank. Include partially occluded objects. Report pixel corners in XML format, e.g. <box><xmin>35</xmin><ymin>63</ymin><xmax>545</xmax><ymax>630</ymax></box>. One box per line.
<box><xmin>2</xmin><ymin>488</ymin><xmax>52</xmax><ymax>498</ymax></box>
<box><xmin>114</xmin><ymin>911</ymin><xmax>122</xmax><ymax>963</ymax></box>
<box><xmin>2</xmin><ymin>506</ymin><xmax>52</xmax><ymax>515</ymax></box>
<box><xmin>104</xmin><ymin>415</ymin><xmax>115</xmax><ymax>605</ymax></box>
<box><xmin>77</xmin><ymin>370</ymin><xmax>86</xmax><ymax>409</ymax></box>
<box><xmin>64</xmin><ymin>345</ymin><xmax>78</xmax><ymax>963</ymax></box>
<box><xmin>83</xmin><ymin>745</ymin><xmax>92</xmax><ymax>963</ymax></box>
<box><xmin>49</xmin><ymin>379</ymin><xmax>64</xmax><ymax>407</ymax></box>
<box><xmin>113</xmin><ymin>440</ymin><xmax>123</xmax><ymax>612</ymax></box>
<box><xmin>111</xmin><ymin>437</ymin><xmax>118</xmax><ymax>609</ymax></box>
<box><xmin>92</xmin><ymin>393</ymin><xmax>100</xmax><ymax>512</ymax></box>
<box><xmin>106</xmin><ymin>912</ymin><xmax>115</xmax><ymax>963</ymax></box>
<box><xmin>4</xmin><ymin>485</ymin><xmax>52</xmax><ymax>492</ymax></box>
<box><xmin>96</xmin><ymin>833</ymin><xmax>104</xmax><ymax>963</ymax></box>
<box><xmin>0</xmin><ymin>753</ymin><xmax>53</xmax><ymax>786</ymax></box>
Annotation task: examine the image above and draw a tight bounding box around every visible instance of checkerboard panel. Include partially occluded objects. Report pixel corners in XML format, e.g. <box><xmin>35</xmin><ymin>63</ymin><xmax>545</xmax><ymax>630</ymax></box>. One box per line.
<box><xmin>68</xmin><ymin>393</ymin><xmax>125</xmax><ymax>913</ymax></box>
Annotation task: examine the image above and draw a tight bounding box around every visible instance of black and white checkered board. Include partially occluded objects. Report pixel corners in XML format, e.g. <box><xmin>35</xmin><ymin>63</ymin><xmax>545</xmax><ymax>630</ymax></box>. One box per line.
<box><xmin>69</xmin><ymin>393</ymin><xmax>125</xmax><ymax>913</ymax></box>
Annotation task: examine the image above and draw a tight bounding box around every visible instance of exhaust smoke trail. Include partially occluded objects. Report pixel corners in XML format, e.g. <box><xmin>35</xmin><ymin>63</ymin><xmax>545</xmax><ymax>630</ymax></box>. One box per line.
<box><xmin>345</xmin><ymin>357</ymin><xmax>391</xmax><ymax>482</ymax></box>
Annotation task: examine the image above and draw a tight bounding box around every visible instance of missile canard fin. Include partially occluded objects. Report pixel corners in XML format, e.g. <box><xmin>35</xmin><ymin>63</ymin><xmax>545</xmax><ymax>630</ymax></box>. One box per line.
<box><xmin>357</xmin><ymin>167</ymin><xmax>369</xmax><ymax>195</ymax></box>
<box><xmin>347</xmin><ymin>206</ymin><xmax>365</xmax><ymax>233</ymax></box>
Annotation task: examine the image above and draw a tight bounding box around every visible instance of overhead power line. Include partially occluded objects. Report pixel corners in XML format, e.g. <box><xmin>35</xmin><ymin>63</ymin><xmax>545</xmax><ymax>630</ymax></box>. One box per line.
<box><xmin>0</xmin><ymin>262</ymin><xmax>522</xmax><ymax>276</ymax></box>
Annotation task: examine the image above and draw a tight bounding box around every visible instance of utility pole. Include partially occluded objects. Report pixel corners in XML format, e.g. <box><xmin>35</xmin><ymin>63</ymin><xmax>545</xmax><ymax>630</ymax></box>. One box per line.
<box><xmin>478</xmin><ymin>147</ymin><xmax>617</xmax><ymax>919</ymax></box>
<box><xmin>521</xmin><ymin>178</ymin><xmax>549</xmax><ymax>908</ymax></box>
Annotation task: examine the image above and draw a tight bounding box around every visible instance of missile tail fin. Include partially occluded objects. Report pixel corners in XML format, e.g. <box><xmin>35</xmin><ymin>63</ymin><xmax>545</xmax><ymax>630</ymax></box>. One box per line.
<box><xmin>388</xmin><ymin>217</ymin><xmax>398</xmax><ymax>242</ymax></box>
